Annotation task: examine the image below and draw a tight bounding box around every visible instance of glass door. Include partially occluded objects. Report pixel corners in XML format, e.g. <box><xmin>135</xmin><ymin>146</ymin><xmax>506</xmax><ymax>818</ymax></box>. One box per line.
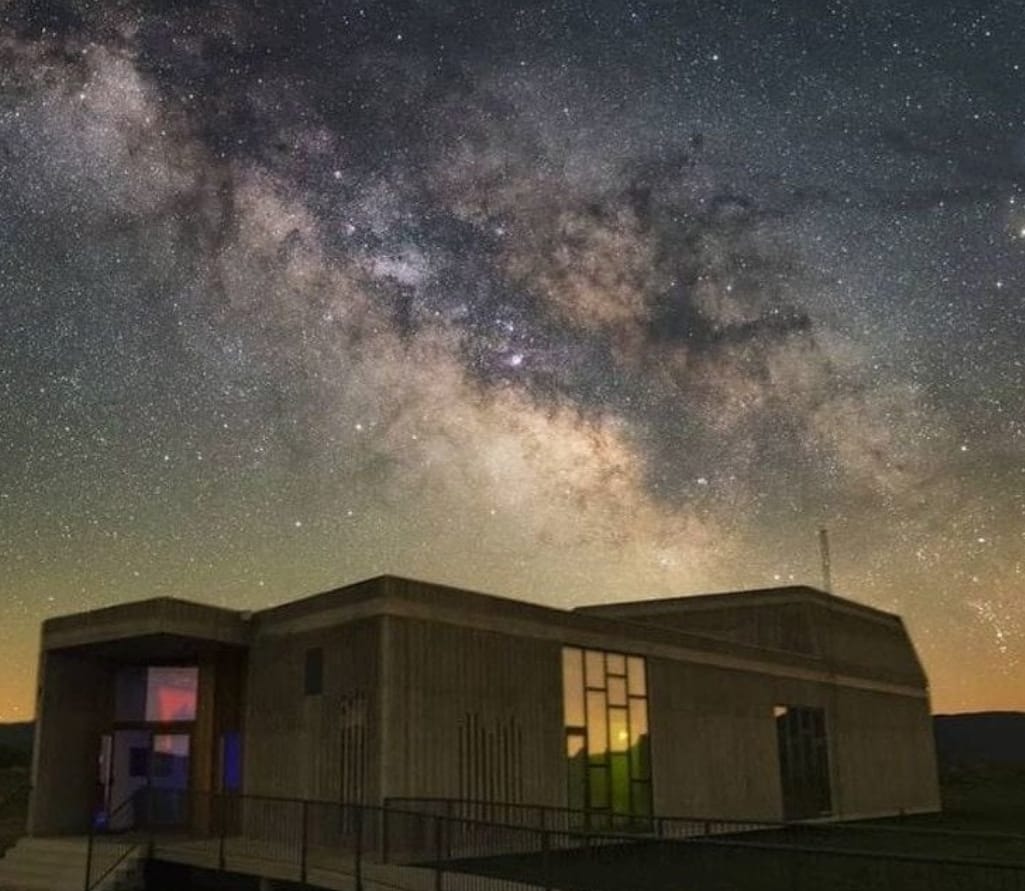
<box><xmin>149</xmin><ymin>733</ymin><xmax>191</xmax><ymax>827</ymax></box>
<box><xmin>105</xmin><ymin>730</ymin><xmax>191</xmax><ymax>830</ymax></box>
<box><xmin>108</xmin><ymin>729</ymin><xmax>153</xmax><ymax>830</ymax></box>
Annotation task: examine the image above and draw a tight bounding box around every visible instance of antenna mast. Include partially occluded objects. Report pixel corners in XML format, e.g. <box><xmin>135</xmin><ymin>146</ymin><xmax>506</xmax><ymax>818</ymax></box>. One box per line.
<box><xmin>818</xmin><ymin>527</ymin><xmax>832</xmax><ymax>593</ymax></box>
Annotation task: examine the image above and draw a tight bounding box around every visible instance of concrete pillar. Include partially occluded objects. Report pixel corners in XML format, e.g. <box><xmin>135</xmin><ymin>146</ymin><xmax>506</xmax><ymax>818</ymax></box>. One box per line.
<box><xmin>29</xmin><ymin>650</ymin><xmax>113</xmax><ymax>835</ymax></box>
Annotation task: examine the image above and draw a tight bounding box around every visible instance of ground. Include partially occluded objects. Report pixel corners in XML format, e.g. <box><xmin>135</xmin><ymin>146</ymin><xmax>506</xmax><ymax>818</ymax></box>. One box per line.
<box><xmin>871</xmin><ymin>766</ymin><xmax>1025</xmax><ymax>835</ymax></box>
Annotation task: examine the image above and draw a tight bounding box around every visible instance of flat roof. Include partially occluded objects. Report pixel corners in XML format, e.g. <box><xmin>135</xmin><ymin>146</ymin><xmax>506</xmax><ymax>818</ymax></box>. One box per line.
<box><xmin>576</xmin><ymin>584</ymin><xmax>904</xmax><ymax>624</ymax></box>
<box><xmin>40</xmin><ymin>575</ymin><xmax>926</xmax><ymax>696</ymax></box>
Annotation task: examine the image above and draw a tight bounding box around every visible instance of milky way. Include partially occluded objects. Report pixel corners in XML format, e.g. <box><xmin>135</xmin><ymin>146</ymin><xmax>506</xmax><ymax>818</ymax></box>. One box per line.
<box><xmin>2</xmin><ymin>1</ymin><xmax>1024</xmax><ymax>718</ymax></box>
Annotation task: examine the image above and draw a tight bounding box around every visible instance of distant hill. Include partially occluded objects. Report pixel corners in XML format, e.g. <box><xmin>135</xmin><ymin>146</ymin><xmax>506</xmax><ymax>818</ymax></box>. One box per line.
<box><xmin>0</xmin><ymin>724</ymin><xmax>33</xmax><ymax>768</ymax></box>
<box><xmin>934</xmin><ymin>712</ymin><xmax>1025</xmax><ymax>768</ymax></box>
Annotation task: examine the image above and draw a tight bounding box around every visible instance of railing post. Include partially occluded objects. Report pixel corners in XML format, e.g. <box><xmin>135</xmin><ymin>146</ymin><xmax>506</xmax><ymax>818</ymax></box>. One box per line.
<box><xmin>354</xmin><ymin>805</ymin><xmax>363</xmax><ymax>891</ymax></box>
<box><xmin>381</xmin><ymin>800</ymin><xmax>390</xmax><ymax>864</ymax></box>
<box><xmin>445</xmin><ymin>799</ymin><xmax>453</xmax><ymax>859</ymax></box>
<box><xmin>300</xmin><ymin>799</ymin><xmax>309</xmax><ymax>887</ymax></box>
<box><xmin>433</xmin><ymin>813</ymin><xmax>443</xmax><ymax>891</ymax></box>
<box><xmin>541</xmin><ymin>826</ymin><xmax>551</xmax><ymax>891</ymax></box>
<box><xmin>217</xmin><ymin>794</ymin><xmax>226</xmax><ymax>871</ymax></box>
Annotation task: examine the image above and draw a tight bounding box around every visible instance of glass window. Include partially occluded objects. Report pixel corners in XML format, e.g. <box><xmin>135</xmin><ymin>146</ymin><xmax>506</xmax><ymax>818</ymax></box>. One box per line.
<box><xmin>584</xmin><ymin>650</ymin><xmax>605</xmax><ymax>689</ymax></box>
<box><xmin>129</xmin><ymin>746</ymin><xmax>149</xmax><ymax>778</ymax></box>
<box><xmin>631</xmin><ymin>781</ymin><xmax>652</xmax><ymax>816</ymax></box>
<box><xmin>586</xmin><ymin>691</ymin><xmax>607</xmax><ymax>761</ymax></box>
<box><xmin>563</xmin><ymin>646</ymin><xmax>652</xmax><ymax>824</ymax></box>
<box><xmin>628</xmin><ymin>698</ymin><xmax>650</xmax><ymax>779</ymax></box>
<box><xmin>116</xmin><ymin>666</ymin><xmax>197</xmax><ymax>723</ymax></box>
<box><xmin>607</xmin><ymin>676</ymin><xmax>627</xmax><ymax>706</ymax></box>
<box><xmin>146</xmin><ymin>668</ymin><xmax>198</xmax><ymax>722</ymax></box>
<box><xmin>115</xmin><ymin>668</ymin><xmax>147</xmax><ymax>722</ymax></box>
<box><xmin>567</xmin><ymin>733</ymin><xmax>586</xmax><ymax>812</ymax></box>
<box><xmin>609</xmin><ymin>708</ymin><xmax>629</xmax><ymax>753</ymax></box>
<box><xmin>610</xmin><ymin>753</ymin><xmax>631</xmax><ymax>814</ymax></box>
<box><xmin>562</xmin><ymin>648</ymin><xmax>585</xmax><ymax>727</ymax></box>
<box><xmin>221</xmin><ymin>732</ymin><xmax>242</xmax><ymax>792</ymax></box>
<box><xmin>626</xmin><ymin>657</ymin><xmax>646</xmax><ymax>696</ymax></box>
<box><xmin>588</xmin><ymin>766</ymin><xmax>609</xmax><ymax>808</ymax></box>
<box><xmin>629</xmin><ymin>729</ymin><xmax>650</xmax><ymax>781</ymax></box>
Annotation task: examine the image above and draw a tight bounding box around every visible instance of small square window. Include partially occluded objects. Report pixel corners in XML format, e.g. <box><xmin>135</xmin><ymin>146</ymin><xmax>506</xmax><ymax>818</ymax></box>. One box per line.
<box><xmin>304</xmin><ymin>648</ymin><xmax>324</xmax><ymax>695</ymax></box>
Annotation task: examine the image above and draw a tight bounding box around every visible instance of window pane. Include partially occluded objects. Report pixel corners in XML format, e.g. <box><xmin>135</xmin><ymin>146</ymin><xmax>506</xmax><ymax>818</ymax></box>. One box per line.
<box><xmin>152</xmin><ymin>734</ymin><xmax>190</xmax><ymax>756</ymax></box>
<box><xmin>146</xmin><ymin>668</ymin><xmax>198</xmax><ymax>722</ymax></box>
<box><xmin>567</xmin><ymin>733</ymin><xmax>586</xmax><ymax>811</ymax></box>
<box><xmin>586</xmin><ymin>690</ymin><xmax>607</xmax><ymax>761</ymax></box>
<box><xmin>221</xmin><ymin>732</ymin><xmax>242</xmax><ymax>792</ymax></box>
<box><xmin>609</xmin><ymin>708</ymin><xmax>629</xmax><ymax>753</ymax></box>
<box><xmin>632</xmin><ymin>781</ymin><xmax>652</xmax><ymax>816</ymax></box>
<box><xmin>566</xmin><ymin>647</ymin><xmax>656</xmax><ymax>822</ymax></box>
<box><xmin>610</xmin><ymin>753</ymin><xmax>630</xmax><ymax>814</ymax></box>
<box><xmin>115</xmin><ymin>668</ymin><xmax>147</xmax><ymax>722</ymax></box>
<box><xmin>629</xmin><ymin>699</ymin><xmax>650</xmax><ymax>779</ymax></box>
<box><xmin>626</xmin><ymin>657</ymin><xmax>646</xmax><ymax>696</ymax></box>
<box><xmin>606</xmin><ymin>653</ymin><xmax>626</xmax><ymax>676</ymax></box>
<box><xmin>129</xmin><ymin>746</ymin><xmax>150</xmax><ymax>778</ymax></box>
<box><xmin>567</xmin><ymin>732</ymin><xmax>586</xmax><ymax>760</ymax></box>
<box><xmin>588</xmin><ymin>766</ymin><xmax>609</xmax><ymax>809</ymax></box>
<box><xmin>607</xmin><ymin>676</ymin><xmax>627</xmax><ymax>706</ymax></box>
<box><xmin>563</xmin><ymin>648</ymin><xmax>585</xmax><ymax>727</ymax></box>
<box><xmin>584</xmin><ymin>650</ymin><xmax>605</xmax><ymax>689</ymax></box>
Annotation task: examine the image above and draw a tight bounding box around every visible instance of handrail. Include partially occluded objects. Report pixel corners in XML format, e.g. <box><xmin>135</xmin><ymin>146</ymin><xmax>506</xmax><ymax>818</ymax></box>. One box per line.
<box><xmin>73</xmin><ymin>789</ymin><xmax>1025</xmax><ymax>891</ymax></box>
<box><xmin>83</xmin><ymin>793</ymin><xmax>145</xmax><ymax>891</ymax></box>
<box><xmin>384</xmin><ymin>795</ymin><xmax>1025</xmax><ymax>844</ymax></box>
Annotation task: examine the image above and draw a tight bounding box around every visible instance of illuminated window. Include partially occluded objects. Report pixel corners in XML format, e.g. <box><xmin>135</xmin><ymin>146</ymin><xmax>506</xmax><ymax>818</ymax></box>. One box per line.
<box><xmin>563</xmin><ymin>646</ymin><xmax>651</xmax><ymax>827</ymax></box>
<box><xmin>146</xmin><ymin>668</ymin><xmax>198</xmax><ymax>722</ymax></box>
<box><xmin>115</xmin><ymin>666</ymin><xmax>197</xmax><ymax>723</ymax></box>
<box><xmin>220</xmin><ymin>732</ymin><xmax>242</xmax><ymax>792</ymax></box>
<box><xmin>775</xmin><ymin>705</ymin><xmax>832</xmax><ymax>820</ymax></box>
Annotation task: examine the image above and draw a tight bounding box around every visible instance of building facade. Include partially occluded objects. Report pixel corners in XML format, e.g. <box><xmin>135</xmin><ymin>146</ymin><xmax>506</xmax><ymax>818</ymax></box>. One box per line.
<box><xmin>27</xmin><ymin>575</ymin><xmax>941</xmax><ymax>836</ymax></box>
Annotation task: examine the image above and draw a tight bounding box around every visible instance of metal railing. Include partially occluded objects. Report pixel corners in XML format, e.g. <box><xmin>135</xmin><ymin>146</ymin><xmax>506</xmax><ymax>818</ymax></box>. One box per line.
<box><xmin>82</xmin><ymin>791</ymin><xmax>1025</xmax><ymax>891</ymax></box>
<box><xmin>387</xmin><ymin>796</ymin><xmax>1025</xmax><ymax>860</ymax></box>
<box><xmin>84</xmin><ymin>792</ymin><xmax>147</xmax><ymax>891</ymax></box>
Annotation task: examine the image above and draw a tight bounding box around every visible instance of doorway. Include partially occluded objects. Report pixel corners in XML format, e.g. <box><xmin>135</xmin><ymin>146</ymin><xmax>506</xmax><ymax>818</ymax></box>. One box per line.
<box><xmin>106</xmin><ymin>730</ymin><xmax>191</xmax><ymax>830</ymax></box>
<box><xmin>774</xmin><ymin>705</ymin><xmax>833</xmax><ymax>820</ymax></box>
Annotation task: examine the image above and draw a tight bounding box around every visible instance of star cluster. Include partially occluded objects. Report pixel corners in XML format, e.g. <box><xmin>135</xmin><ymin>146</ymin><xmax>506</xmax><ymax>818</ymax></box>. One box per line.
<box><xmin>1</xmin><ymin>0</ymin><xmax>1024</xmax><ymax>719</ymax></box>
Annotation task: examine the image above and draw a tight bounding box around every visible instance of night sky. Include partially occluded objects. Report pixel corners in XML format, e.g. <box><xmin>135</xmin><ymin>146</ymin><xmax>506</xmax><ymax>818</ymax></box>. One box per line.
<box><xmin>2</xmin><ymin>0</ymin><xmax>1023</xmax><ymax>720</ymax></box>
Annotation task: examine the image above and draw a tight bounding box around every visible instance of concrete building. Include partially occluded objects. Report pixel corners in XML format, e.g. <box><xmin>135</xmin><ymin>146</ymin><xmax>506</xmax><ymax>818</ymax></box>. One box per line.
<box><xmin>27</xmin><ymin>575</ymin><xmax>940</xmax><ymax>838</ymax></box>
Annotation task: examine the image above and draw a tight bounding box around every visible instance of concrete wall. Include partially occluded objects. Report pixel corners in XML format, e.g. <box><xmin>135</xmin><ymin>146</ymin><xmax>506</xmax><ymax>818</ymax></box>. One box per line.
<box><xmin>242</xmin><ymin>617</ymin><xmax>381</xmax><ymax>803</ymax></box>
<box><xmin>830</xmin><ymin>686</ymin><xmax>940</xmax><ymax>818</ymax></box>
<box><xmin>647</xmin><ymin>658</ymin><xmax>784</xmax><ymax>821</ymax></box>
<box><xmin>647</xmin><ymin>654</ymin><xmax>938</xmax><ymax>821</ymax></box>
<box><xmin>29</xmin><ymin>650</ymin><xmax>114</xmax><ymax>835</ymax></box>
<box><xmin>381</xmin><ymin>615</ymin><xmax>565</xmax><ymax>807</ymax></box>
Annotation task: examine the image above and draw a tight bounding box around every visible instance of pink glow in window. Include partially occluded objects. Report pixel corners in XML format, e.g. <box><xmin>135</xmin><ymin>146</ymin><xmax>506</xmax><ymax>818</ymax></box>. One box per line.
<box><xmin>145</xmin><ymin>667</ymin><xmax>198</xmax><ymax>722</ymax></box>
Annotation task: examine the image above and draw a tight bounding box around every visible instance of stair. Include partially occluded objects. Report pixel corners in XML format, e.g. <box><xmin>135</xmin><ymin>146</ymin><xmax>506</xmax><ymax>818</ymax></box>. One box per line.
<box><xmin>0</xmin><ymin>836</ymin><xmax>144</xmax><ymax>891</ymax></box>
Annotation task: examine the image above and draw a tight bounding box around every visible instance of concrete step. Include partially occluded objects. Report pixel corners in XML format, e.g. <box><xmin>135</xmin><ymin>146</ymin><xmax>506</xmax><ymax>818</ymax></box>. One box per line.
<box><xmin>0</xmin><ymin>837</ymin><xmax>143</xmax><ymax>891</ymax></box>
